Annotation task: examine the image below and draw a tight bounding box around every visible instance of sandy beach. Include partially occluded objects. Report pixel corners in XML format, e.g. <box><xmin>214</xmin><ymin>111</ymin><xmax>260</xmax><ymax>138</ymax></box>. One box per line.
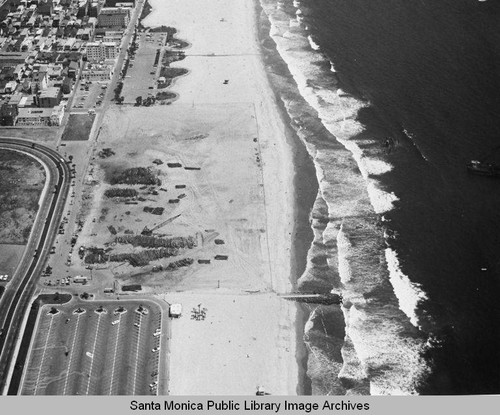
<box><xmin>77</xmin><ymin>0</ymin><xmax>301</xmax><ymax>395</ymax></box>
<box><xmin>144</xmin><ymin>0</ymin><xmax>299</xmax><ymax>395</ymax></box>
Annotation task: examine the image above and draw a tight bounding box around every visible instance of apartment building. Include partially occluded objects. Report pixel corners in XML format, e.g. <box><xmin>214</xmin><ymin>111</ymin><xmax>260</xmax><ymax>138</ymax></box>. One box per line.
<box><xmin>86</xmin><ymin>41</ymin><xmax>119</xmax><ymax>61</ymax></box>
<box><xmin>97</xmin><ymin>7</ymin><xmax>130</xmax><ymax>28</ymax></box>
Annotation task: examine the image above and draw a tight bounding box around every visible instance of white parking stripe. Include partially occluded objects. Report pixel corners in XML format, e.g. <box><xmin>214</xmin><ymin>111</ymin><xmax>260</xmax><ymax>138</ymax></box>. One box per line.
<box><xmin>85</xmin><ymin>312</ymin><xmax>103</xmax><ymax>395</ymax></box>
<box><xmin>108</xmin><ymin>314</ymin><xmax>122</xmax><ymax>395</ymax></box>
<box><xmin>62</xmin><ymin>313</ymin><xmax>82</xmax><ymax>395</ymax></box>
<box><xmin>33</xmin><ymin>315</ymin><xmax>55</xmax><ymax>395</ymax></box>
<box><xmin>132</xmin><ymin>313</ymin><xmax>142</xmax><ymax>394</ymax></box>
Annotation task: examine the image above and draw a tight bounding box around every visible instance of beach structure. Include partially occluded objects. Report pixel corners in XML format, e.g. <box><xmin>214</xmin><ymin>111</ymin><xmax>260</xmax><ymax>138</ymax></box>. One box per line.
<box><xmin>278</xmin><ymin>292</ymin><xmax>342</xmax><ymax>305</ymax></box>
<box><xmin>73</xmin><ymin>275</ymin><xmax>88</xmax><ymax>284</ymax></box>
<box><xmin>169</xmin><ymin>303</ymin><xmax>182</xmax><ymax>318</ymax></box>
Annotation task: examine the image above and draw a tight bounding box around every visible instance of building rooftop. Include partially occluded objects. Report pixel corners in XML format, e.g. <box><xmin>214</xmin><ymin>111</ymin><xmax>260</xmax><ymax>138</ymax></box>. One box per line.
<box><xmin>18</xmin><ymin>107</ymin><xmax>53</xmax><ymax>117</ymax></box>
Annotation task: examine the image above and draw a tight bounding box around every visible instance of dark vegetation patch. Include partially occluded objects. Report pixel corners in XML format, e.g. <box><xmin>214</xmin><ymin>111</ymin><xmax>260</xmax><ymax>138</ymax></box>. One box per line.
<box><xmin>84</xmin><ymin>236</ymin><xmax>196</xmax><ymax>266</ymax></box>
<box><xmin>110</xmin><ymin>248</ymin><xmax>180</xmax><ymax>267</ymax></box>
<box><xmin>164</xmin><ymin>257</ymin><xmax>194</xmax><ymax>271</ymax></box>
<box><xmin>156</xmin><ymin>91</ymin><xmax>177</xmax><ymax>101</ymax></box>
<box><xmin>84</xmin><ymin>247</ymin><xmax>109</xmax><ymax>264</ymax></box>
<box><xmin>150</xmin><ymin>26</ymin><xmax>177</xmax><ymax>37</ymax></box>
<box><xmin>104</xmin><ymin>188</ymin><xmax>138</xmax><ymax>198</ymax></box>
<box><xmin>115</xmin><ymin>235</ymin><xmax>196</xmax><ymax>249</ymax></box>
<box><xmin>122</xmin><ymin>284</ymin><xmax>142</xmax><ymax>292</ymax></box>
<box><xmin>108</xmin><ymin>167</ymin><xmax>161</xmax><ymax>186</ymax></box>
<box><xmin>157</xmin><ymin>65</ymin><xmax>188</xmax><ymax>89</ymax></box>
<box><xmin>98</xmin><ymin>148</ymin><xmax>115</xmax><ymax>158</ymax></box>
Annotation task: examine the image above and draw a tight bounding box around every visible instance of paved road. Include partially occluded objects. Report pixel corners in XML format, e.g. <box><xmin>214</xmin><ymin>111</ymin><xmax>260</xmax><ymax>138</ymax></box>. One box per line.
<box><xmin>0</xmin><ymin>138</ymin><xmax>70</xmax><ymax>394</ymax></box>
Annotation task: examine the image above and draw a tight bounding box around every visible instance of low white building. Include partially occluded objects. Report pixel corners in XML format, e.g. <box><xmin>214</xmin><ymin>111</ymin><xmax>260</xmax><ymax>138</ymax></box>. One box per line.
<box><xmin>4</xmin><ymin>81</ymin><xmax>18</xmax><ymax>94</ymax></box>
<box><xmin>16</xmin><ymin>104</ymin><xmax>65</xmax><ymax>126</ymax></box>
<box><xmin>81</xmin><ymin>63</ymin><xmax>113</xmax><ymax>81</ymax></box>
<box><xmin>73</xmin><ymin>275</ymin><xmax>88</xmax><ymax>284</ymax></box>
<box><xmin>16</xmin><ymin>107</ymin><xmax>52</xmax><ymax>126</ymax></box>
<box><xmin>50</xmin><ymin>104</ymin><xmax>65</xmax><ymax>126</ymax></box>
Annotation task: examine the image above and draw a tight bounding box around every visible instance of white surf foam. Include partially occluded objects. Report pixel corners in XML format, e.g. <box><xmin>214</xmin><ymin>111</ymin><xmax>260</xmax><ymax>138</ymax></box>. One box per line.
<box><xmin>307</xmin><ymin>35</ymin><xmax>320</xmax><ymax>51</ymax></box>
<box><xmin>337</xmin><ymin>224</ymin><xmax>352</xmax><ymax>284</ymax></box>
<box><xmin>259</xmin><ymin>0</ymin><xmax>430</xmax><ymax>394</ymax></box>
<box><xmin>385</xmin><ymin>248</ymin><xmax>428</xmax><ymax>328</ymax></box>
<box><xmin>346</xmin><ymin>305</ymin><xmax>428</xmax><ymax>395</ymax></box>
<box><xmin>267</xmin><ymin>27</ymin><xmax>397</xmax><ymax>215</ymax></box>
<box><xmin>330</xmin><ymin>60</ymin><xmax>337</xmax><ymax>73</ymax></box>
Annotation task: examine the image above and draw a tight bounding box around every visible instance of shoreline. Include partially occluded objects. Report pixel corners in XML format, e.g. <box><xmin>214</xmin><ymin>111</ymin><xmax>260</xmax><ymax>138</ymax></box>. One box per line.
<box><xmin>252</xmin><ymin>0</ymin><xmax>320</xmax><ymax>395</ymax></box>
<box><xmin>254</xmin><ymin>0</ymin><xmax>319</xmax><ymax>395</ymax></box>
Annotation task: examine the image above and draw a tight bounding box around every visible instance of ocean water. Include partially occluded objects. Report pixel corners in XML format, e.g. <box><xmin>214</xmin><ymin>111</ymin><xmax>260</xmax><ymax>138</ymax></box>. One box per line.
<box><xmin>259</xmin><ymin>0</ymin><xmax>500</xmax><ymax>394</ymax></box>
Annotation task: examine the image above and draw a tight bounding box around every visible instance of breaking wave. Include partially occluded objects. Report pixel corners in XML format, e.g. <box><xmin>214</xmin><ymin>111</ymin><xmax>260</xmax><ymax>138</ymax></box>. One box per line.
<box><xmin>385</xmin><ymin>248</ymin><xmax>428</xmax><ymax>329</ymax></box>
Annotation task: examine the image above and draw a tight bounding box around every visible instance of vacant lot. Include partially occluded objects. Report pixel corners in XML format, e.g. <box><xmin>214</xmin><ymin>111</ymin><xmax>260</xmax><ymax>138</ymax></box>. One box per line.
<box><xmin>0</xmin><ymin>127</ymin><xmax>60</xmax><ymax>144</ymax></box>
<box><xmin>62</xmin><ymin>114</ymin><xmax>95</xmax><ymax>141</ymax></box>
<box><xmin>75</xmin><ymin>103</ymin><xmax>268</xmax><ymax>293</ymax></box>
<box><xmin>0</xmin><ymin>149</ymin><xmax>45</xmax><ymax>244</ymax></box>
<box><xmin>21</xmin><ymin>299</ymin><xmax>163</xmax><ymax>395</ymax></box>
<box><xmin>0</xmin><ymin>244</ymin><xmax>24</xmax><ymax>280</ymax></box>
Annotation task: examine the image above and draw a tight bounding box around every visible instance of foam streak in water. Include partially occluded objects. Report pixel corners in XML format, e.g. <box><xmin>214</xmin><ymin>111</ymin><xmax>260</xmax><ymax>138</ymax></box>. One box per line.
<box><xmin>337</xmin><ymin>224</ymin><xmax>352</xmax><ymax>284</ymax></box>
<box><xmin>385</xmin><ymin>248</ymin><xmax>427</xmax><ymax>328</ymax></box>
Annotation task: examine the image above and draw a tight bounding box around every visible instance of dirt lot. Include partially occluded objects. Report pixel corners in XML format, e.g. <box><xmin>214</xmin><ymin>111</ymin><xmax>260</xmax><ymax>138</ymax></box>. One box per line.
<box><xmin>20</xmin><ymin>299</ymin><xmax>163</xmax><ymax>395</ymax></box>
<box><xmin>0</xmin><ymin>244</ymin><xmax>24</xmax><ymax>283</ymax></box>
<box><xmin>62</xmin><ymin>114</ymin><xmax>96</xmax><ymax>141</ymax></box>
<box><xmin>72</xmin><ymin>103</ymin><xmax>268</xmax><ymax>294</ymax></box>
<box><xmin>0</xmin><ymin>149</ymin><xmax>46</xmax><ymax>244</ymax></box>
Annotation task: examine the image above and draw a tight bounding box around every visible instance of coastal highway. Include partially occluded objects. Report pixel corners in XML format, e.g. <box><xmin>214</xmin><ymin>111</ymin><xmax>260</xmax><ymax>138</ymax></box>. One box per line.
<box><xmin>0</xmin><ymin>138</ymin><xmax>70</xmax><ymax>394</ymax></box>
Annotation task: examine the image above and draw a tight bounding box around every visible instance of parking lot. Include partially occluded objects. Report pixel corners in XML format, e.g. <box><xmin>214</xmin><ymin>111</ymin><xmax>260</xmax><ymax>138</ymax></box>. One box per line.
<box><xmin>20</xmin><ymin>299</ymin><xmax>164</xmax><ymax>395</ymax></box>
<box><xmin>72</xmin><ymin>81</ymin><xmax>107</xmax><ymax>111</ymax></box>
<box><xmin>121</xmin><ymin>31</ymin><xmax>166</xmax><ymax>102</ymax></box>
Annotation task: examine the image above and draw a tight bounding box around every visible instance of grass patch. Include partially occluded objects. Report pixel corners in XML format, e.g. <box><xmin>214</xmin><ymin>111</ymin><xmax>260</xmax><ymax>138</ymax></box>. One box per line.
<box><xmin>157</xmin><ymin>66</ymin><xmax>188</xmax><ymax>89</ymax></box>
<box><xmin>159</xmin><ymin>66</ymin><xmax>188</xmax><ymax>80</ymax></box>
<box><xmin>62</xmin><ymin>114</ymin><xmax>95</xmax><ymax>141</ymax></box>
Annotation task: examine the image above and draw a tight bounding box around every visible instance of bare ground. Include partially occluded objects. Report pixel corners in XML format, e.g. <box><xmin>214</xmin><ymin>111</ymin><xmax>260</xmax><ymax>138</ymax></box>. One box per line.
<box><xmin>0</xmin><ymin>149</ymin><xmax>45</xmax><ymax>244</ymax></box>
<box><xmin>73</xmin><ymin>102</ymin><xmax>268</xmax><ymax>294</ymax></box>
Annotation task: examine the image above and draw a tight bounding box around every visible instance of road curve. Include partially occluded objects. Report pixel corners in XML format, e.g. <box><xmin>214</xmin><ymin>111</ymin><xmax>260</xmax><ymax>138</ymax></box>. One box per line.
<box><xmin>0</xmin><ymin>138</ymin><xmax>70</xmax><ymax>394</ymax></box>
